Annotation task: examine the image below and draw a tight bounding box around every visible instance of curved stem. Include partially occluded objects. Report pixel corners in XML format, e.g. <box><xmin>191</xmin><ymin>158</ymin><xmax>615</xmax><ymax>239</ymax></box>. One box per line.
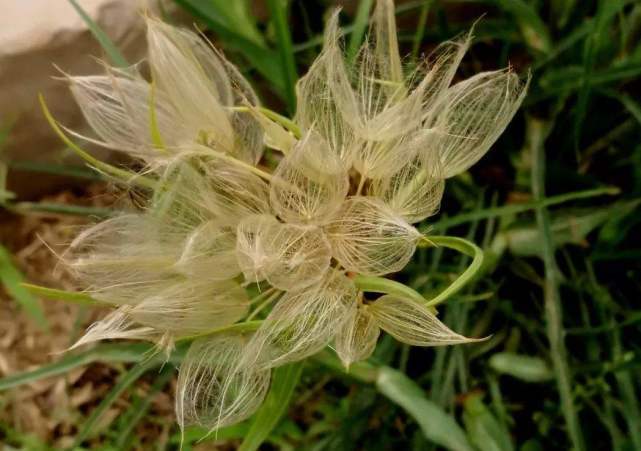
<box><xmin>39</xmin><ymin>94</ymin><xmax>157</xmax><ymax>190</ymax></box>
<box><xmin>247</xmin><ymin>290</ymin><xmax>282</xmax><ymax>321</ymax></box>
<box><xmin>193</xmin><ymin>143</ymin><xmax>275</xmax><ymax>182</ymax></box>
<box><xmin>232</xmin><ymin>106</ymin><xmax>302</xmax><ymax>139</ymax></box>
<box><xmin>354</xmin><ymin>275</ymin><xmax>431</xmax><ymax>309</ymax></box>
<box><xmin>21</xmin><ymin>283</ymin><xmax>106</xmax><ymax>306</ymax></box>
<box><xmin>420</xmin><ymin>235</ymin><xmax>484</xmax><ymax>307</ymax></box>
<box><xmin>179</xmin><ymin>320</ymin><xmax>263</xmax><ymax>342</ymax></box>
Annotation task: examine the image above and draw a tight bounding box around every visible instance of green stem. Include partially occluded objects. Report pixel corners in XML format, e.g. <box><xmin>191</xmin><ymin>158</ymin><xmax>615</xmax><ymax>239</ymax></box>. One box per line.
<box><xmin>426</xmin><ymin>186</ymin><xmax>619</xmax><ymax>232</ymax></box>
<box><xmin>247</xmin><ymin>290</ymin><xmax>282</xmax><ymax>321</ymax></box>
<box><xmin>178</xmin><ymin>320</ymin><xmax>263</xmax><ymax>342</ymax></box>
<box><xmin>529</xmin><ymin>117</ymin><xmax>585</xmax><ymax>451</ymax></box>
<box><xmin>39</xmin><ymin>94</ymin><xmax>157</xmax><ymax>190</ymax></box>
<box><xmin>21</xmin><ymin>283</ymin><xmax>106</xmax><ymax>306</ymax></box>
<box><xmin>354</xmin><ymin>274</ymin><xmax>428</xmax><ymax>307</ymax></box>
<box><xmin>232</xmin><ymin>106</ymin><xmax>302</xmax><ymax>139</ymax></box>
<box><xmin>420</xmin><ymin>236</ymin><xmax>484</xmax><ymax>308</ymax></box>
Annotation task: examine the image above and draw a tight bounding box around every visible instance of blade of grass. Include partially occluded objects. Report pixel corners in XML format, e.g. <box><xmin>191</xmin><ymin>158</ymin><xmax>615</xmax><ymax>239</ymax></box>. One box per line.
<box><xmin>115</xmin><ymin>365</ymin><xmax>175</xmax><ymax>450</ymax></box>
<box><xmin>574</xmin><ymin>0</ymin><xmax>627</xmax><ymax>157</ymax></box>
<box><xmin>426</xmin><ymin>186</ymin><xmax>619</xmax><ymax>232</ymax></box>
<box><xmin>21</xmin><ymin>283</ymin><xmax>105</xmax><ymax>306</ymax></box>
<box><xmin>529</xmin><ymin>117</ymin><xmax>585</xmax><ymax>451</ymax></box>
<box><xmin>239</xmin><ymin>362</ymin><xmax>304</xmax><ymax>451</ymax></box>
<box><xmin>377</xmin><ymin>366</ymin><xmax>473</xmax><ymax>451</ymax></box>
<box><xmin>9</xmin><ymin>202</ymin><xmax>114</xmax><ymax>218</ymax></box>
<box><xmin>72</xmin><ymin>360</ymin><xmax>155</xmax><ymax>447</ymax></box>
<box><xmin>347</xmin><ymin>0</ymin><xmax>374</xmax><ymax>63</ymax></box>
<box><xmin>173</xmin><ymin>0</ymin><xmax>285</xmax><ymax>96</ymax></box>
<box><xmin>493</xmin><ymin>0</ymin><xmax>552</xmax><ymax>54</ymax></box>
<box><xmin>462</xmin><ymin>393</ymin><xmax>513</xmax><ymax>451</ymax></box>
<box><xmin>586</xmin><ymin>263</ymin><xmax>641</xmax><ymax>449</ymax></box>
<box><xmin>0</xmin><ymin>343</ymin><xmax>155</xmax><ymax>391</ymax></box>
<box><xmin>411</xmin><ymin>0</ymin><xmax>433</xmax><ymax>59</ymax></box>
<box><xmin>206</xmin><ymin>0</ymin><xmax>265</xmax><ymax>45</ymax></box>
<box><xmin>0</xmin><ymin>245</ymin><xmax>48</xmax><ymax>330</ymax></box>
<box><xmin>8</xmin><ymin>161</ymin><xmax>105</xmax><ymax>181</ymax></box>
<box><xmin>266</xmin><ymin>0</ymin><xmax>298</xmax><ymax>113</ymax></box>
<box><xmin>67</xmin><ymin>0</ymin><xmax>129</xmax><ymax>68</ymax></box>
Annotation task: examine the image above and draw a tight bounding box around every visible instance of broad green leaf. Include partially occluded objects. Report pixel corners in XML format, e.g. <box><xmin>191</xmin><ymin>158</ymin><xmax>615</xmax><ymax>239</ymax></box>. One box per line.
<box><xmin>489</xmin><ymin>352</ymin><xmax>553</xmax><ymax>382</ymax></box>
<box><xmin>239</xmin><ymin>362</ymin><xmax>304</xmax><ymax>451</ymax></box>
<box><xmin>376</xmin><ymin>367</ymin><xmax>473</xmax><ymax>451</ymax></box>
<box><xmin>463</xmin><ymin>393</ymin><xmax>514</xmax><ymax>451</ymax></box>
<box><xmin>67</xmin><ymin>0</ymin><xmax>129</xmax><ymax>68</ymax></box>
<box><xmin>0</xmin><ymin>244</ymin><xmax>47</xmax><ymax>330</ymax></box>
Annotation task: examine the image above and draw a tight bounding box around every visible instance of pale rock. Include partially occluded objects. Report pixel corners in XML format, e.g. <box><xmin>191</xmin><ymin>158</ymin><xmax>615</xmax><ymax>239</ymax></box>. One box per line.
<box><xmin>0</xmin><ymin>0</ymin><xmax>165</xmax><ymax>197</ymax></box>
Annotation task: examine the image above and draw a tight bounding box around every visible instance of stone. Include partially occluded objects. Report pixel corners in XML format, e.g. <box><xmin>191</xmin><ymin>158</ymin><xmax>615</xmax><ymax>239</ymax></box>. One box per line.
<box><xmin>0</xmin><ymin>0</ymin><xmax>162</xmax><ymax>197</ymax></box>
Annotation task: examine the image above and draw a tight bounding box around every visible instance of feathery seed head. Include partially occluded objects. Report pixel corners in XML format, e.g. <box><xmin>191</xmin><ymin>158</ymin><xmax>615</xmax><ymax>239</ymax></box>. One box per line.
<box><xmin>59</xmin><ymin>0</ymin><xmax>526</xmax><ymax>434</ymax></box>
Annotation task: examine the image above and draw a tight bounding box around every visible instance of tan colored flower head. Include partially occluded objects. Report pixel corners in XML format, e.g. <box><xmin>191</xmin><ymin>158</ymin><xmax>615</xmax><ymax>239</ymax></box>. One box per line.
<box><xmin>57</xmin><ymin>0</ymin><xmax>528</xmax><ymax>435</ymax></box>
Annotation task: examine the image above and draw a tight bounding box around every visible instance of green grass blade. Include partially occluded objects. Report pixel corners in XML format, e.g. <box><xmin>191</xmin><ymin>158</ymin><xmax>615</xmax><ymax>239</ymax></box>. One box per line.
<box><xmin>347</xmin><ymin>0</ymin><xmax>374</xmax><ymax>63</ymax></box>
<box><xmin>266</xmin><ymin>0</ymin><xmax>298</xmax><ymax>113</ymax></box>
<box><xmin>529</xmin><ymin>117</ymin><xmax>586</xmax><ymax>451</ymax></box>
<box><xmin>72</xmin><ymin>361</ymin><xmax>154</xmax><ymax>447</ymax></box>
<box><xmin>0</xmin><ymin>343</ymin><xmax>153</xmax><ymax>391</ymax></box>
<box><xmin>463</xmin><ymin>393</ymin><xmax>514</xmax><ymax>451</ymax></box>
<box><xmin>493</xmin><ymin>0</ymin><xmax>552</xmax><ymax>54</ymax></box>
<box><xmin>605</xmin><ymin>91</ymin><xmax>641</xmax><ymax>125</ymax></box>
<box><xmin>376</xmin><ymin>366</ymin><xmax>473</xmax><ymax>451</ymax></box>
<box><xmin>0</xmin><ymin>245</ymin><xmax>48</xmax><ymax>330</ymax></box>
<box><xmin>7</xmin><ymin>161</ymin><xmax>105</xmax><ymax>181</ymax></box>
<box><xmin>239</xmin><ymin>362</ymin><xmax>304</xmax><ymax>451</ymax></box>
<box><xmin>21</xmin><ymin>283</ymin><xmax>104</xmax><ymax>306</ymax></box>
<box><xmin>115</xmin><ymin>365</ymin><xmax>175</xmax><ymax>449</ymax></box>
<box><xmin>206</xmin><ymin>0</ymin><xmax>265</xmax><ymax>45</ymax></box>
<box><xmin>550</xmin><ymin>0</ymin><xmax>577</xmax><ymax>28</ymax></box>
<box><xmin>67</xmin><ymin>0</ymin><xmax>129</xmax><ymax>68</ymax></box>
<box><xmin>172</xmin><ymin>0</ymin><xmax>285</xmax><ymax>96</ymax></box>
<box><xmin>489</xmin><ymin>353</ymin><xmax>553</xmax><ymax>382</ymax></box>
<box><xmin>574</xmin><ymin>0</ymin><xmax>630</xmax><ymax>153</ymax></box>
<box><xmin>427</xmin><ymin>186</ymin><xmax>619</xmax><ymax>231</ymax></box>
<box><xmin>10</xmin><ymin>202</ymin><xmax>115</xmax><ymax>218</ymax></box>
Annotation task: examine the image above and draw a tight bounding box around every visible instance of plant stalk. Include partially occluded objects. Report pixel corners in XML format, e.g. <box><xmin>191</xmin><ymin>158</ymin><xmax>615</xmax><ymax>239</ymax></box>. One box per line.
<box><xmin>529</xmin><ymin>117</ymin><xmax>585</xmax><ymax>451</ymax></box>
